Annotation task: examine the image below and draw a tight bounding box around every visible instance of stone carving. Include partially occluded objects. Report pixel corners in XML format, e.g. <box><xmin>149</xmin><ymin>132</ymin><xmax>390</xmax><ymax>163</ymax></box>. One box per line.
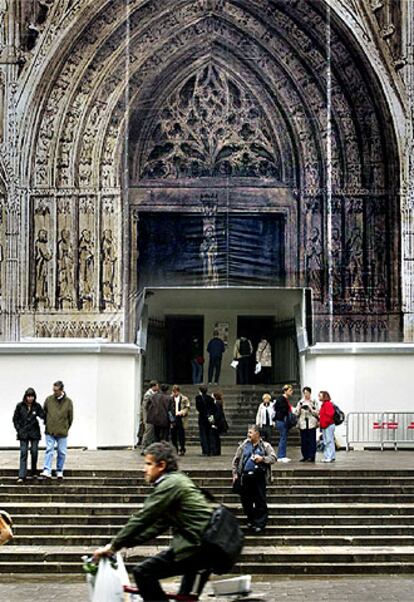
<box><xmin>57</xmin><ymin>229</ymin><xmax>75</xmax><ymax>309</ymax></box>
<box><xmin>345</xmin><ymin>226</ymin><xmax>364</xmax><ymax>296</ymax></box>
<box><xmin>78</xmin><ymin>229</ymin><xmax>94</xmax><ymax>309</ymax></box>
<box><xmin>101</xmin><ymin>229</ymin><xmax>116</xmax><ymax>308</ymax></box>
<box><xmin>200</xmin><ymin>225</ymin><xmax>219</xmax><ymax>287</ymax></box>
<box><xmin>0</xmin><ymin>241</ymin><xmax>3</xmax><ymax>295</ymax></box>
<box><xmin>306</xmin><ymin>227</ymin><xmax>323</xmax><ymax>300</ymax></box>
<box><xmin>33</xmin><ymin>229</ymin><xmax>52</xmax><ymax>309</ymax></box>
<box><xmin>140</xmin><ymin>63</ymin><xmax>281</xmax><ymax>179</ymax></box>
<box><xmin>35</xmin><ymin>319</ymin><xmax>122</xmax><ymax>342</ymax></box>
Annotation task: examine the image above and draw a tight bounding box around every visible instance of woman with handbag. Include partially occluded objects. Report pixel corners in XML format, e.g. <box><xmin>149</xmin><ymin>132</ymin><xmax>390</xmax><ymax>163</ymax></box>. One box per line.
<box><xmin>273</xmin><ymin>384</ymin><xmax>294</xmax><ymax>463</ymax></box>
<box><xmin>255</xmin><ymin>336</ymin><xmax>272</xmax><ymax>384</ymax></box>
<box><xmin>295</xmin><ymin>386</ymin><xmax>319</xmax><ymax>462</ymax></box>
<box><xmin>12</xmin><ymin>387</ymin><xmax>45</xmax><ymax>483</ymax></box>
<box><xmin>319</xmin><ymin>390</ymin><xmax>336</xmax><ymax>463</ymax></box>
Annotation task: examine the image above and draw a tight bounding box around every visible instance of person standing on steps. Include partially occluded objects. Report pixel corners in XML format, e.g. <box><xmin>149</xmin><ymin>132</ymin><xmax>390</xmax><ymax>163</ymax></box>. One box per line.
<box><xmin>273</xmin><ymin>384</ymin><xmax>294</xmax><ymax>463</ymax></box>
<box><xmin>232</xmin><ymin>425</ymin><xmax>277</xmax><ymax>533</ymax></box>
<box><xmin>255</xmin><ymin>335</ymin><xmax>272</xmax><ymax>384</ymax></box>
<box><xmin>255</xmin><ymin>393</ymin><xmax>275</xmax><ymax>444</ymax></box>
<box><xmin>41</xmin><ymin>381</ymin><xmax>73</xmax><ymax>480</ymax></box>
<box><xmin>195</xmin><ymin>385</ymin><xmax>215</xmax><ymax>456</ymax></box>
<box><xmin>210</xmin><ymin>390</ymin><xmax>228</xmax><ymax>456</ymax></box>
<box><xmin>139</xmin><ymin>380</ymin><xmax>159</xmax><ymax>454</ymax></box>
<box><xmin>319</xmin><ymin>390</ymin><xmax>336</xmax><ymax>463</ymax></box>
<box><xmin>295</xmin><ymin>386</ymin><xmax>319</xmax><ymax>462</ymax></box>
<box><xmin>147</xmin><ymin>384</ymin><xmax>174</xmax><ymax>443</ymax></box>
<box><xmin>13</xmin><ymin>388</ymin><xmax>45</xmax><ymax>483</ymax></box>
<box><xmin>190</xmin><ymin>336</ymin><xmax>204</xmax><ymax>384</ymax></box>
<box><xmin>207</xmin><ymin>330</ymin><xmax>226</xmax><ymax>385</ymax></box>
<box><xmin>233</xmin><ymin>335</ymin><xmax>253</xmax><ymax>385</ymax></box>
<box><xmin>170</xmin><ymin>385</ymin><xmax>190</xmax><ymax>456</ymax></box>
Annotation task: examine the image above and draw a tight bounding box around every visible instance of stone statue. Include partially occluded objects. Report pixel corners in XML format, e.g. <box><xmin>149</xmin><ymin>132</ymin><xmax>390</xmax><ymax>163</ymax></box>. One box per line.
<box><xmin>101</xmin><ymin>228</ymin><xmax>116</xmax><ymax>307</ymax></box>
<box><xmin>0</xmin><ymin>241</ymin><xmax>3</xmax><ymax>295</ymax></box>
<box><xmin>306</xmin><ymin>226</ymin><xmax>323</xmax><ymax>300</ymax></box>
<box><xmin>346</xmin><ymin>226</ymin><xmax>364</xmax><ymax>295</ymax></box>
<box><xmin>34</xmin><ymin>228</ymin><xmax>52</xmax><ymax>309</ymax></box>
<box><xmin>57</xmin><ymin>229</ymin><xmax>74</xmax><ymax>309</ymax></box>
<box><xmin>200</xmin><ymin>225</ymin><xmax>218</xmax><ymax>286</ymax></box>
<box><xmin>78</xmin><ymin>228</ymin><xmax>94</xmax><ymax>309</ymax></box>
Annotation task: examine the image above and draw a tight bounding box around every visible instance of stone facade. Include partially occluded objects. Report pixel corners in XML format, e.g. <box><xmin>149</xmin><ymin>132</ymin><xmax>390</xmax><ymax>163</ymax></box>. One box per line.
<box><xmin>0</xmin><ymin>0</ymin><xmax>411</xmax><ymax>344</ymax></box>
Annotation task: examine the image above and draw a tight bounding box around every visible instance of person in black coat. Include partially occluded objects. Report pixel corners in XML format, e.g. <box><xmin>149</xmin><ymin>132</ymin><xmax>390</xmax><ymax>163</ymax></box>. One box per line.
<box><xmin>210</xmin><ymin>390</ymin><xmax>228</xmax><ymax>456</ymax></box>
<box><xmin>12</xmin><ymin>388</ymin><xmax>45</xmax><ymax>483</ymax></box>
<box><xmin>146</xmin><ymin>384</ymin><xmax>174</xmax><ymax>442</ymax></box>
<box><xmin>195</xmin><ymin>385</ymin><xmax>216</xmax><ymax>456</ymax></box>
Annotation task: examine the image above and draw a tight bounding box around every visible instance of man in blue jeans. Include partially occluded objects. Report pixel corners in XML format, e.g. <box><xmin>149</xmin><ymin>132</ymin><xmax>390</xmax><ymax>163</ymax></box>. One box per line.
<box><xmin>41</xmin><ymin>381</ymin><xmax>73</xmax><ymax>480</ymax></box>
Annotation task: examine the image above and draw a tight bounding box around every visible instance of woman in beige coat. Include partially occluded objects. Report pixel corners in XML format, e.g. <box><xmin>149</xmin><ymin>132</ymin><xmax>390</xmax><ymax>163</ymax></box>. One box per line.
<box><xmin>295</xmin><ymin>386</ymin><xmax>319</xmax><ymax>462</ymax></box>
<box><xmin>256</xmin><ymin>336</ymin><xmax>272</xmax><ymax>384</ymax></box>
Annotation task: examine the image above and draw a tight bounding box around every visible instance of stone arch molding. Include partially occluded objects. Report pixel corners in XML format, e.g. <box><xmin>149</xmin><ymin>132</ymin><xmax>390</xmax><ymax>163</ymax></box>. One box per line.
<box><xmin>15</xmin><ymin>0</ymin><xmax>402</xmax><ymax>342</ymax></box>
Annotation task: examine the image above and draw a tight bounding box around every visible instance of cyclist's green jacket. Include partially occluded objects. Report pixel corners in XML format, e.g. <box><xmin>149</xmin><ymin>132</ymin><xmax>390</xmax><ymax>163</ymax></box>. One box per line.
<box><xmin>111</xmin><ymin>471</ymin><xmax>213</xmax><ymax>560</ymax></box>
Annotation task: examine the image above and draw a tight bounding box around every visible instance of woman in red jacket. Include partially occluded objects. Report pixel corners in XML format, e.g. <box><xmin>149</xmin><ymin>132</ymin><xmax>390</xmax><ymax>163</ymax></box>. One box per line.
<box><xmin>318</xmin><ymin>391</ymin><xmax>336</xmax><ymax>463</ymax></box>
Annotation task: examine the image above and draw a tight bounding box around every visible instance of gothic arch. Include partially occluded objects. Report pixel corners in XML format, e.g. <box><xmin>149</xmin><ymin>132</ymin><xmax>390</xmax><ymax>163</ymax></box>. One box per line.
<box><xmin>15</xmin><ymin>0</ymin><xmax>402</xmax><ymax>342</ymax></box>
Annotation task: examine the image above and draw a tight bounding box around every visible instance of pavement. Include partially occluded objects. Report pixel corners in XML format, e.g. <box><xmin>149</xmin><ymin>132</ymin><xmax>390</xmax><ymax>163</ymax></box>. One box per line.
<box><xmin>0</xmin><ymin>574</ymin><xmax>414</xmax><ymax>601</ymax></box>
<box><xmin>1</xmin><ymin>446</ymin><xmax>414</xmax><ymax>472</ymax></box>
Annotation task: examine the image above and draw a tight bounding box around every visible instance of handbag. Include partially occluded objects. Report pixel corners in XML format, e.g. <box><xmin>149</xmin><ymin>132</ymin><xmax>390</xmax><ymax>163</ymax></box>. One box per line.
<box><xmin>202</xmin><ymin>505</ymin><xmax>244</xmax><ymax>574</ymax></box>
<box><xmin>286</xmin><ymin>411</ymin><xmax>298</xmax><ymax>429</ymax></box>
<box><xmin>0</xmin><ymin>511</ymin><xmax>13</xmax><ymax>546</ymax></box>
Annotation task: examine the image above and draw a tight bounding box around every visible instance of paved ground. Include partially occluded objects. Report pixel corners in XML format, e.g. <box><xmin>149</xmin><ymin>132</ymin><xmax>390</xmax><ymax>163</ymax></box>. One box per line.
<box><xmin>0</xmin><ymin>575</ymin><xmax>414</xmax><ymax>601</ymax></box>
<box><xmin>1</xmin><ymin>446</ymin><xmax>414</xmax><ymax>472</ymax></box>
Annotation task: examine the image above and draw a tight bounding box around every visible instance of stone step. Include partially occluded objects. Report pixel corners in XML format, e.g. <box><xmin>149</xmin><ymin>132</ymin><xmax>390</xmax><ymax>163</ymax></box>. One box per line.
<box><xmin>9</xmin><ymin>534</ymin><xmax>414</xmax><ymax>547</ymax></box>
<box><xmin>3</xmin><ymin>503</ymin><xmax>414</xmax><ymax>516</ymax></box>
<box><xmin>11</xmin><ymin>514</ymin><xmax>414</xmax><ymax>527</ymax></box>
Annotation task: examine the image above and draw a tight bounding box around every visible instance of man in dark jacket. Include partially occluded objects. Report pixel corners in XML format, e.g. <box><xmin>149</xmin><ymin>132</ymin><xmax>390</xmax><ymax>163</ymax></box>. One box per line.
<box><xmin>195</xmin><ymin>385</ymin><xmax>216</xmax><ymax>456</ymax></box>
<box><xmin>41</xmin><ymin>380</ymin><xmax>73</xmax><ymax>480</ymax></box>
<box><xmin>13</xmin><ymin>387</ymin><xmax>44</xmax><ymax>483</ymax></box>
<box><xmin>207</xmin><ymin>330</ymin><xmax>226</xmax><ymax>385</ymax></box>
<box><xmin>93</xmin><ymin>442</ymin><xmax>214</xmax><ymax>601</ymax></box>
<box><xmin>146</xmin><ymin>384</ymin><xmax>173</xmax><ymax>442</ymax></box>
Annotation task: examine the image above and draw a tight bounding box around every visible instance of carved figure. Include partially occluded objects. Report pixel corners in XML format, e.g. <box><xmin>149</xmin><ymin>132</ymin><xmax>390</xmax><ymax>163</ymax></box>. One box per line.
<box><xmin>306</xmin><ymin>226</ymin><xmax>323</xmax><ymax>300</ymax></box>
<box><xmin>345</xmin><ymin>226</ymin><xmax>364</xmax><ymax>294</ymax></box>
<box><xmin>34</xmin><ymin>229</ymin><xmax>52</xmax><ymax>309</ymax></box>
<box><xmin>78</xmin><ymin>229</ymin><xmax>94</xmax><ymax>309</ymax></box>
<box><xmin>200</xmin><ymin>225</ymin><xmax>218</xmax><ymax>286</ymax></box>
<box><xmin>57</xmin><ymin>229</ymin><xmax>75</xmax><ymax>309</ymax></box>
<box><xmin>0</xmin><ymin>241</ymin><xmax>3</xmax><ymax>294</ymax></box>
<box><xmin>101</xmin><ymin>229</ymin><xmax>116</xmax><ymax>307</ymax></box>
<box><xmin>330</xmin><ymin>227</ymin><xmax>342</xmax><ymax>299</ymax></box>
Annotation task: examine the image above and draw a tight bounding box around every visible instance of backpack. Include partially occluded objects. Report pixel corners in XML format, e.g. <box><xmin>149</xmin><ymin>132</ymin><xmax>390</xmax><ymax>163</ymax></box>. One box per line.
<box><xmin>239</xmin><ymin>338</ymin><xmax>251</xmax><ymax>356</ymax></box>
<box><xmin>333</xmin><ymin>404</ymin><xmax>345</xmax><ymax>426</ymax></box>
<box><xmin>202</xmin><ymin>505</ymin><xmax>244</xmax><ymax>574</ymax></box>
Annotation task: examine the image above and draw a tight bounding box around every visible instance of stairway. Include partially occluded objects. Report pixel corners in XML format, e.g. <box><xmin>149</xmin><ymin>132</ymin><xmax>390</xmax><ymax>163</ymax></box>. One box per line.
<box><xmin>179</xmin><ymin>384</ymin><xmax>301</xmax><ymax>446</ymax></box>
<box><xmin>2</xmin><ymin>466</ymin><xmax>414</xmax><ymax>575</ymax></box>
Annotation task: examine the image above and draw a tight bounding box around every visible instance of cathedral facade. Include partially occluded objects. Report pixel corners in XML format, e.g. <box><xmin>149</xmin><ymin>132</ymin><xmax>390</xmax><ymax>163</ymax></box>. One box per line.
<box><xmin>0</xmin><ymin>0</ymin><xmax>412</xmax><ymax>347</ymax></box>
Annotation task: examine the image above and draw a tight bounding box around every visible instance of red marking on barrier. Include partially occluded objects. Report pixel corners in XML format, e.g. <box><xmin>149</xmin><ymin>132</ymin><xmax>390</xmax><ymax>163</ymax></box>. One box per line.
<box><xmin>408</xmin><ymin>422</ymin><xmax>414</xmax><ymax>430</ymax></box>
<box><xmin>373</xmin><ymin>422</ymin><xmax>382</xmax><ymax>429</ymax></box>
<box><xmin>373</xmin><ymin>422</ymin><xmax>399</xmax><ymax>430</ymax></box>
<box><xmin>385</xmin><ymin>422</ymin><xmax>398</xmax><ymax>429</ymax></box>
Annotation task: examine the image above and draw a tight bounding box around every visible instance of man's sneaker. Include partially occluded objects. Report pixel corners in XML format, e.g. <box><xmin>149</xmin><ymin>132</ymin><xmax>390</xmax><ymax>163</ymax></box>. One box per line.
<box><xmin>16</xmin><ymin>478</ymin><xmax>25</xmax><ymax>484</ymax></box>
<box><xmin>57</xmin><ymin>472</ymin><xmax>63</xmax><ymax>480</ymax></box>
<box><xmin>277</xmin><ymin>457</ymin><xmax>291</xmax><ymax>463</ymax></box>
<box><xmin>41</xmin><ymin>470</ymin><xmax>51</xmax><ymax>479</ymax></box>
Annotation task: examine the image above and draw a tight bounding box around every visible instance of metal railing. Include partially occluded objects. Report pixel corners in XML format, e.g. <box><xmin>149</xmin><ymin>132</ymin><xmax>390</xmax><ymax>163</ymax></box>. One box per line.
<box><xmin>346</xmin><ymin>412</ymin><xmax>414</xmax><ymax>451</ymax></box>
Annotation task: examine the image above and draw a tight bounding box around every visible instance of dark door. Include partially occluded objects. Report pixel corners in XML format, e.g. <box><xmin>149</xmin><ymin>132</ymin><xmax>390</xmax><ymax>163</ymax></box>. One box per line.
<box><xmin>237</xmin><ymin>316</ymin><xmax>275</xmax><ymax>384</ymax></box>
<box><xmin>166</xmin><ymin>316</ymin><xmax>204</xmax><ymax>384</ymax></box>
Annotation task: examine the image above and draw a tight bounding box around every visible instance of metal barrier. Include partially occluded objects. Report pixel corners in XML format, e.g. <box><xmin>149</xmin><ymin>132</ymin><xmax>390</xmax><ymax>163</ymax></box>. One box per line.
<box><xmin>346</xmin><ymin>412</ymin><xmax>414</xmax><ymax>451</ymax></box>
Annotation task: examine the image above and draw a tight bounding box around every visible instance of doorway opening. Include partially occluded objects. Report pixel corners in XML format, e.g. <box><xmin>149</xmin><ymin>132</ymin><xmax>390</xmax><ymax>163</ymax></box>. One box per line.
<box><xmin>165</xmin><ymin>315</ymin><xmax>204</xmax><ymax>384</ymax></box>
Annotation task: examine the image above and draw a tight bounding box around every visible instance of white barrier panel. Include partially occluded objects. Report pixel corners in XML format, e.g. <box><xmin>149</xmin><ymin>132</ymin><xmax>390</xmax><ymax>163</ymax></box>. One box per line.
<box><xmin>346</xmin><ymin>412</ymin><xmax>414</xmax><ymax>451</ymax></box>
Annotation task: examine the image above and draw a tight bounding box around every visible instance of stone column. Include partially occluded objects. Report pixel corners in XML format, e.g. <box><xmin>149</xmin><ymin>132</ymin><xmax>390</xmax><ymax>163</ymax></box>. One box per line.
<box><xmin>402</xmin><ymin>0</ymin><xmax>414</xmax><ymax>341</ymax></box>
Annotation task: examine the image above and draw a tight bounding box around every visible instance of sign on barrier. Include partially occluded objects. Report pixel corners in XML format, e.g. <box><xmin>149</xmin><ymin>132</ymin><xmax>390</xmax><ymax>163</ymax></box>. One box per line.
<box><xmin>346</xmin><ymin>412</ymin><xmax>414</xmax><ymax>451</ymax></box>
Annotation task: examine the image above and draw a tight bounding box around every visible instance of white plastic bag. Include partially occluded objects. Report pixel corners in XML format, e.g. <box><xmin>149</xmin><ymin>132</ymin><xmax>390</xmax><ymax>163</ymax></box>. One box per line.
<box><xmin>254</xmin><ymin>362</ymin><xmax>262</xmax><ymax>374</ymax></box>
<box><xmin>92</xmin><ymin>557</ymin><xmax>124</xmax><ymax>602</ymax></box>
<box><xmin>230</xmin><ymin>360</ymin><xmax>239</xmax><ymax>369</ymax></box>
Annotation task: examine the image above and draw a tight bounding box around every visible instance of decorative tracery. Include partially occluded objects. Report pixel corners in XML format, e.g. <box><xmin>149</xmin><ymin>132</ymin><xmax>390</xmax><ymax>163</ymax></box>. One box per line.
<box><xmin>140</xmin><ymin>64</ymin><xmax>282</xmax><ymax>180</ymax></box>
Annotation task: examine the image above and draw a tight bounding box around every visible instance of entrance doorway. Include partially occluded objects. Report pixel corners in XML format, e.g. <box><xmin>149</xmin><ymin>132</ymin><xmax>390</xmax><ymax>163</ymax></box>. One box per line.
<box><xmin>165</xmin><ymin>315</ymin><xmax>204</xmax><ymax>384</ymax></box>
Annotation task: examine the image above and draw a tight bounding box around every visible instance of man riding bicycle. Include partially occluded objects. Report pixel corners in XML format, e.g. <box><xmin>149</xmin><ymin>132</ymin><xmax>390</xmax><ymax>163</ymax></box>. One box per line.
<box><xmin>93</xmin><ymin>442</ymin><xmax>215</xmax><ymax>601</ymax></box>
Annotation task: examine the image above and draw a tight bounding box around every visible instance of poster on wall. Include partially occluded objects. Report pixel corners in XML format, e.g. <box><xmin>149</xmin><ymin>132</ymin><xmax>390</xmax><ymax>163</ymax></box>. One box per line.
<box><xmin>214</xmin><ymin>322</ymin><xmax>229</xmax><ymax>347</ymax></box>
